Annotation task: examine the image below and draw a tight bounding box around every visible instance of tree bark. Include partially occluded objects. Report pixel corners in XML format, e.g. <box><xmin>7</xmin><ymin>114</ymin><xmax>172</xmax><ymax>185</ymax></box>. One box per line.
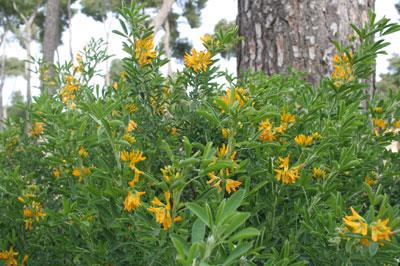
<box><xmin>152</xmin><ymin>0</ymin><xmax>175</xmax><ymax>34</ymax></box>
<box><xmin>237</xmin><ymin>0</ymin><xmax>375</xmax><ymax>84</ymax></box>
<box><xmin>43</xmin><ymin>0</ymin><xmax>60</xmax><ymax>94</ymax></box>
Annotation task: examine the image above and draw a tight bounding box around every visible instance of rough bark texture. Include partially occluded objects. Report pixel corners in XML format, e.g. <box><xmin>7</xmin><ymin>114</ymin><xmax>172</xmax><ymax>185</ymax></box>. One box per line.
<box><xmin>43</xmin><ymin>0</ymin><xmax>60</xmax><ymax>94</ymax></box>
<box><xmin>237</xmin><ymin>0</ymin><xmax>375</xmax><ymax>84</ymax></box>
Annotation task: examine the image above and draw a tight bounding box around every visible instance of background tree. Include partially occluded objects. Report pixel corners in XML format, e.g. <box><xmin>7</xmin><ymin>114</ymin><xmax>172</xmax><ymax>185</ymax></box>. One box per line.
<box><xmin>377</xmin><ymin>55</ymin><xmax>400</xmax><ymax>95</ymax></box>
<box><xmin>42</xmin><ymin>0</ymin><xmax>60</xmax><ymax>94</ymax></box>
<box><xmin>5</xmin><ymin>90</ymin><xmax>26</xmax><ymax>122</ymax></box>
<box><xmin>236</xmin><ymin>0</ymin><xmax>375</xmax><ymax>85</ymax></box>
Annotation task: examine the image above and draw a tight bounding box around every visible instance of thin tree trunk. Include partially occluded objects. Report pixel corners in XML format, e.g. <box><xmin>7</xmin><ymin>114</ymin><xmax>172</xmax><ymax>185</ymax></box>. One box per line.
<box><xmin>103</xmin><ymin>0</ymin><xmax>111</xmax><ymax>86</ymax></box>
<box><xmin>0</xmin><ymin>38</ymin><xmax>5</xmax><ymax>130</ymax></box>
<box><xmin>163</xmin><ymin>19</ymin><xmax>172</xmax><ymax>76</ymax></box>
<box><xmin>24</xmin><ymin>34</ymin><xmax>32</xmax><ymax>129</ymax></box>
<box><xmin>152</xmin><ymin>0</ymin><xmax>175</xmax><ymax>33</ymax></box>
<box><xmin>43</xmin><ymin>0</ymin><xmax>60</xmax><ymax>95</ymax></box>
<box><xmin>67</xmin><ymin>0</ymin><xmax>73</xmax><ymax>61</ymax></box>
<box><xmin>237</xmin><ymin>0</ymin><xmax>375</xmax><ymax>85</ymax></box>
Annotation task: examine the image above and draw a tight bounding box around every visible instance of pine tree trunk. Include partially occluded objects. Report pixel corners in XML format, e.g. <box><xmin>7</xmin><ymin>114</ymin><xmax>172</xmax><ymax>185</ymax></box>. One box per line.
<box><xmin>43</xmin><ymin>0</ymin><xmax>60</xmax><ymax>94</ymax></box>
<box><xmin>237</xmin><ymin>0</ymin><xmax>375</xmax><ymax>84</ymax></box>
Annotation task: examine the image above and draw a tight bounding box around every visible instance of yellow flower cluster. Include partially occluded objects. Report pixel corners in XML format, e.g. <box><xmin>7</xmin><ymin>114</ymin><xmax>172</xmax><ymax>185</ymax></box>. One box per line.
<box><xmin>22</xmin><ymin>201</ymin><xmax>46</xmax><ymax>230</ymax></box>
<box><xmin>312</xmin><ymin>167</ymin><xmax>326</xmax><ymax>178</ymax></box>
<box><xmin>274</xmin><ymin>155</ymin><xmax>301</xmax><ymax>184</ymax></box>
<box><xmin>148</xmin><ymin>191</ymin><xmax>182</xmax><ymax>230</ymax></box>
<box><xmin>161</xmin><ymin>165</ymin><xmax>181</xmax><ymax>183</ymax></box>
<box><xmin>372</xmin><ymin>118</ymin><xmax>386</xmax><ymax>129</ymax></box>
<box><xmin>0</xmin><ymin>247</ymin><xmax>28</xmax><ymax>266</ymax></box>
<box><xmin>258</xmin><ymin>112</ymin><xmax>295</xmax><ymax>142</ymax></box>
<box><xmin>294</xmin><ymin>134</ymin><xmax>314</xmax><ymax>146</ymax></box>
<box><xmin>220</xmin><ymin>87</ymin><xmax>248</xmax><ymax>112</ymax></box>
<box><xmin>207</xmin><ymin>144</ymin><xmax>241</xmax><ymax>193</ymax></box>
<box><xmin>207</xmin><ymin>172</ymin><xmax>242</xmax><ymax>194</ymax></box>
<box><xmin>60</xmin><ymin>75</ymin><xmax>80</xmax><ymax>108</ymax></box>
<box><xmin>30</xmin><ymin>122</ymin><xmax>44</xmax><ymax>137</ymax></box>
<box><xmin>72</xmin><ymin>166</ymin><xmax>91</xmax><ymax>182</ymax></box>
<box><xmin>343</xmin><ymin>207</ymin><xmax>392</xmax><ymax>246</ymax></box>
<box><xmin>73</xmin><ymin>53</ymin><xmax>84</xmax><ymax>73</ymax></box>
<box><xmin>184</xmin><ymin>48</ymin><xmax>212</xmax><ymax>72</ymax></box>
<box><xmin>124</xmin><ymin>191</ymin><xmax>146</xmax><ymax>212</ymax></box>
<box><xmin>135</xmin><ymin>35</ymin><xmax>157</xmax><ymax>66</ymax></box>
<box><xmin>331</xmin><ymin>52</ymin><xmax>355</xmax><ymax>87</ymax></box>
<box><xmin>79</xmin><ymin>146</ymin><xmax>89</xmax><ymax>158</ymax></box>
<box><xmin>124</xmin><ymin>103</ymin><xmax>137</xmax><ymax>113</ymax></box>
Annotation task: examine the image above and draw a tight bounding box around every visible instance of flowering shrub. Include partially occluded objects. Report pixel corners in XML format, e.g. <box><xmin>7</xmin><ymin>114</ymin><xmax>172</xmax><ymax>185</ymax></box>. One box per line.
<box><xmin>0</xmin><ymin>5</ymin><xmax>400</xmax><ymax>265</ymax></box>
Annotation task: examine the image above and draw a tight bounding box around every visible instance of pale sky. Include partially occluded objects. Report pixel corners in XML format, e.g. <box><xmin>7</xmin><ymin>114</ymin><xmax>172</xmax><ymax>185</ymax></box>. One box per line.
<box><xmin>1</xmin><ymin>0</ymin><xmax>399</xmax><ymax>106</ymax></box>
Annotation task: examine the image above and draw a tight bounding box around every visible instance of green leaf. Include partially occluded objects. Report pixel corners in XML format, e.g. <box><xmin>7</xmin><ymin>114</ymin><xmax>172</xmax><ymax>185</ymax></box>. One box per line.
<box><xmin>222</xmin><ymin>242</ymin><xmax>252</xmax><ymax>266</ymax></box>
<box><xmin>218</xmin><ymin>189</ymin><xmax>245</xmax><ymax>225</ymax></box>
<box><xmin>192</xmin><ymin>218</ymin><xmax>206</xmax><ymax>243</ymax></box>
<box><xmin>171</xmin><ymin>235</ymin><xmax>189</xmax><ymax>258</ymax></box>
<box><xmin>187</xmin><ymin>203</ymin><xmax>211</xmax><ymax>228</ymax></box>
<box><xmin>368</xmin><ymin>242</ymin><xmax>379</xmax><ymax>256</ymax></box>
<box><xmin>221</xmin><ymin>212</ymin><xmax>250</xmax><ymax>238</ymax></box>
<box><xmin>228</xmin><ymin>227</ymin><xmax>260</xmax><ymax>242</ymax></box>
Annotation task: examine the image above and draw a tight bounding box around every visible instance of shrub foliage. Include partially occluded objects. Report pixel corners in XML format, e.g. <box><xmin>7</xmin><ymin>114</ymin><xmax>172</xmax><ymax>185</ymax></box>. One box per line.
<box><xmin>1</xmin><ymin>4</ymin><xmax>400</xmax><ymax>266</ymax></box>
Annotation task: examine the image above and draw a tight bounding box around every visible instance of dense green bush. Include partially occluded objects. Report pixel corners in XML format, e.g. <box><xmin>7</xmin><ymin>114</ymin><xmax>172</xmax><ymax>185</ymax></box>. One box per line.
<box><xmin>0</xmin><ymin>4</ymin><xmax>400</xmax><ymax>265</ymax></box>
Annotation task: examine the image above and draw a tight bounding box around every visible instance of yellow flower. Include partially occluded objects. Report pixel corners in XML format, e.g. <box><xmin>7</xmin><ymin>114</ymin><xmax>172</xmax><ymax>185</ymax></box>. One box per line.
<box><xmin>148</xmin><ymin>191</ymin><xmax>180</xmax><ymax>230</ymax></box>
<box><xmin>127</xmin><ymin>120</ymin><xmax>137</xmax><ymax>133</ymax></box>
<box><xmin>392</xmin><ymin>120</ymin><xmax>400</xmax><ymax>129</ymax></box>
<box><xmin>207</xmin><ymin>172</ymin><xmax>222</xmax><ymax>192</ymax></box>
<box><xmin>0</xmin><ymin>246</ymin><xmax>18</xmax><ymax>266</ymax></box>
<box><xmin>364</xmin><ymin>175</ymin><xmax>376</xmax><ymax>186</ymax></box>
<box><xmin>371</xmin><ymin>219</ymin><xmax>392</xmax><ymax>242</ymax></box>
<box><xmin>274</xmin><ymin>156</ymin><xmax>301</xmax><ymax>184</ymax></box>
<box><xmin>184</xmin><ymin>48</ymin><xmax>212</xmax><ymax>72</ymax></box>
<box><xmin>52</xmin><ymin>168</ymin><xmax>61</xmax><ymax>177</ymax></box>
<box><xmin>171</xmin><ymin>127</ymin><xmax>177</xmax><ymax>136</ymax></box>
<box><xmin>221</xmin><ymin>128</ymin><xmax>230</xmax><ymax>139</ymax></box>
<box><xmin>113</xmin><ymin>81</ymin><xmax>118</xmax><ymax>90</ymax></box>
<box><xmin>135</xmin><ymin>35</ymin><xmax>157</xmax><ymax>66</ymax></box>
<box><xmin>294</xmin><ymin>134</ymin><xmax>313</xmax><ymax>146</ymax></box>
<box><xmin>124</xmin><ymin>191</ymin><xmax>145</xmax><ymax>212</ymax></box>
<box><xmin>201</xmin><ymin>34</ymin><xmax>213</xmax><ymax>45</ymax></box>
<box><xmin>274</xmin><ymin>123</ymin><xmax>288</xmax><ymax>134</ymax></box>
<box><xmin>128</xmin><ymin>167</ymin><xmax>144</xmax><ymax>187</ymax></box>
<box><xmin>342</xmin><ymin>207</ymin><xmax>368</xmax><ymax>236</ymax></box>
<box><xmin>225</xmin><ymin>179</ymin><xmax>241</xmax><ymax>194</ymax></box>
<box><xmin>312</xmin><ymin>167</ymin><xmax>326</xmax><ymax>178</ymax></box>
<box><xmin>30</xmin><ymin>122</ymin><xmax>44</xmax><ymax>137</ymax></box>
<box><xmin>120</xmin><ymin>149</ymin><xmax>146</xmax><ymax>170</ymax></box>
<box><xmin>160</xmin><ymin>165</ymin><xmax>181</xmax><ymax>183</ymax></box>
<box><xmin>331</xmin><ymin>52</ymin><xmax>354</xmax><ymax>87</ymax></box>
<box><xmin>72</xmin><ymin>168</ymin><xmax>81</xmax><ymax>177</ymax></box>
<box><xmin>360</xmin><ymin>238</ymin><xmax>371</xmax><ymax>247</ymax></box>
<box><xmin>217</xmin><ymin>144</ymin><xmax>229</xmax><ymax>158</ymax></box>
<box><xmin>125</xmin><ymin>103</ymin><xmax>137</xmax><ymax>113</ymax></box>
<box><xmin>280</xmin><ymin>112</ymin><xmax>296</xmax><ymax>124</ymax></box>
<box><xmin>123</xmin><ymin>134</ymin><xmax>136</xmax><ymax>144</ymax></box>
<box><xmin>373</xmin><ymin>118</ymin><xmax>386</xmax><ymax>129</ymax></box>
<box><xmin>23</xmin><ymin>207</ymin><xmax>34</xmax><ymax>218</ymax></box>
<box><xmin>17</xmin><ymin>197</ymin><xmax>25</xmax><ymax>203</ymax></box>
<box><xmin>259</xmin><ymin>119</ymin><xmax>273</xmax><ymax>131</ymax></box>
<box><xmin>79</xmin><ymin>146</ymin><xmax>89</xmax><ymax>158</ymax></box>
<box><xmin>311</xmin><ymin>132</ymin><xmax>322</xmax><ymax>140</ymax></box>
<box><xmin>373</xmin><ymin>107</ymin><xmax>383</xmax><ymax>113</ymax></box>
<box><xmin>258</xmin><ymin>119</ymin><xmax>277</xmax><ymax>142</ymax></box>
